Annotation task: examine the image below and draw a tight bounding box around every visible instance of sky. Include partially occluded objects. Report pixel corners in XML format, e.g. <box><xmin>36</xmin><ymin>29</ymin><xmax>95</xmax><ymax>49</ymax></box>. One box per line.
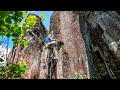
<box><xmin>0</xmin><ymin>11</ymin><xmax>53</xmax><ymax>52</ymax></box>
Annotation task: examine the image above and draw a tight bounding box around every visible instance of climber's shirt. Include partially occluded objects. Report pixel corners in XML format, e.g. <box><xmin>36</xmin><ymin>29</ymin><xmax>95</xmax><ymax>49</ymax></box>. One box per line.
<box><xmin>46</xmin><ymin>37</ymin><xmax>51</xmax><ymax>44</ymax></box>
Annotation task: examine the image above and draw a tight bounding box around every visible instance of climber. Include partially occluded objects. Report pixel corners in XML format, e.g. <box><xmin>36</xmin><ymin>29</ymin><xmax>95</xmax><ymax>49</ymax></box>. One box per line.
<box><xmin>45</xmin><ymin>34</ymin><xmax>56</xmax><ymax>48</ymax></box>
<box><xmin>45</xmin><ymin>34</ymin><xmax>58</xmax><ymax>62</ymax></box>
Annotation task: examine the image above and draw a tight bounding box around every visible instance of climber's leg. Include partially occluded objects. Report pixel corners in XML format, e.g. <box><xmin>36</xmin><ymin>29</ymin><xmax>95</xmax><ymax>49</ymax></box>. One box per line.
<box><xmin>52</xmin><ymin>46</ymin><xmax>58</xmax><ymax>60</ymax></box>
<box><xmin>52</xmin><ymin>63</ymin><xmax>57</xmax><ymax>79</ymax></box>
<box><xmin>47</xmin><ymin>62</ymin><xmax>50</xmax><ymax>79</ymax></box>
<box><xmin>47</xmin><ymin>48</ymin><xmax>50</xmax><ymax>79</ymax></box>
<box><xmin>47</xmin><ymin>49</ymin><xmax>52</xmax><ymax>79</ymax></box>
<box><xmin>47</xmin><ymin>46</ymin><xmax>55</xmax><ymax>79</ymax></box>
<box><xmin>47</xmin><ymin>49</ymin><xmax>51</xmax><ymax>61</ymax></box>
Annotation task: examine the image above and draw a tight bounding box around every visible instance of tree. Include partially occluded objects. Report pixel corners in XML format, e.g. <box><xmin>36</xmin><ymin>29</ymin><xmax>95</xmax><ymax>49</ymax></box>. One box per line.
<box><xmin>0</xmin><ymin>11</ymin><xmax>46</xmax><ymax>79</ymax></box>
<box><xmin>0</xmin><ymin>11</ymin><xmax>38</xmax><ymax>48</ymax></box>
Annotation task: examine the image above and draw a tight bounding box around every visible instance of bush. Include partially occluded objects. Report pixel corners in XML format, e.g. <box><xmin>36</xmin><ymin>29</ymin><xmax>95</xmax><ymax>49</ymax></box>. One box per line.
<box><xmin>0</xmin><ymin>61</ymin><xmax>29</xmax><ymax>79</ymax></box>
<box><xmin>73</xmin><ymin>72</ymin><xmax>88</xmax><ymax>79</ymax></box>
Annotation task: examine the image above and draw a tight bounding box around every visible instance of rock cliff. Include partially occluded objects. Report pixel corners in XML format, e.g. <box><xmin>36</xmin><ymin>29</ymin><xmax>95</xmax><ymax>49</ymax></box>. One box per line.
<box><xmin>78</xmin><ymin>11</ymin><xmax>120</xmax><ymax>79</ymax></box>
<box><xmin>8</xmin><ymin>13</ymin><xmax>48</xmax><ymax>79</ymax></box>
<box><xmin>50</xmin><ymin>11</ymin><xmax>89</xmax><ymax>79</ymax></box>
<box><xmin>8</xmin><ymin>11</ymin><xmax>120</xmax><ymax>79</ymax></box>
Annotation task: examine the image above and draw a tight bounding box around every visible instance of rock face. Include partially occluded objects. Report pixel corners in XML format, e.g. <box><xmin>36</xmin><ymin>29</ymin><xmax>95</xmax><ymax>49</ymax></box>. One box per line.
<box><xmin>78</xmin><ymin>11</ymin><xmax>120</xmax><ymax>79</ymax></box>
<box><xmin>50</xmin><ymin>11</ymin><xmax>89</xmax><ymax>79</ymax></box>
<box><xmin>50</xmin><ymin>11</ymin><xmax>120</xmax><ymax>79</ymax></box>
<box><xmin>8</xmin><ymin>13</ymin><xmax>48</xmax><ymax>79</ymax></box>
<box><xmin>8</xmin><ymin>11</ymin><xmax>120</xmax><ymax>79</ymax></box>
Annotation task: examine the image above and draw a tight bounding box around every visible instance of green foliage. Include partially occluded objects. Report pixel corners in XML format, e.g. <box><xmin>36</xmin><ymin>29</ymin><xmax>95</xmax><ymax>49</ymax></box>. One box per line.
<box><xmin>0</xmin><ymin>61</ymin><xmax>29</xmax><ymax>79</ymax></box>
<box><xmin>0</xmin><ymin>58</ymin><xmax>4</xmax><ymax>62</ymax></box>
<box><xmin>24</xmin><ymin>15</ymin><xmax>37</xmax><ymax>29</ymax></box>
<box><xmin>0</xmin><ymin>11</ymin><xmax>46</xmax><ymax>79</ymax></box>
<box><xmin>73</xmin><ymin>72</ymin><xmax>88</xmax><ymax>79</ymax></box>
<box><xmin>20</xmin><ymin>39</ymin><xmax>30</xmax><ymax>48</ymax></box>
<box><xmin>0</xmin><ymin>11</ymin><xmax>27</xmax><ymax>37</ymax></box>
<box><xmin>40</xmin><ymin>12</ymin><xmax>46</xmax><ymax>21</ymax></box>
<box><xmin>0</xmin><ymin>11</ymin><xmax>46</xmax><ymax>48</ymax></box>
<box><xmin>0</xmin><ymin>11</ymin><xmax>37</xmax><ymax>47</ymax></box>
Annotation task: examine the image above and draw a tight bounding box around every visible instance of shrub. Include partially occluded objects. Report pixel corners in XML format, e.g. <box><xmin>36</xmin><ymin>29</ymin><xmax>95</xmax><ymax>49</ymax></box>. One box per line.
<box><xmin>73</xmin><ymin>72</ymin><xmax>88</xmax><ymax>79</ymax></box>
<box><xmin>0</xmin><ymin>61</ymin><xmax>29</xmax><ymax>79</ymax></box>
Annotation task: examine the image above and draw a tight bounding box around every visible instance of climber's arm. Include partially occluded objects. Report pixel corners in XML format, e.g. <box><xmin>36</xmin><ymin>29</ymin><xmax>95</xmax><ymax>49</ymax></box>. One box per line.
<box><xmin>50</xmin><ymin>37</ymin><xmax>56</xmax><ymax>41</ymax></box>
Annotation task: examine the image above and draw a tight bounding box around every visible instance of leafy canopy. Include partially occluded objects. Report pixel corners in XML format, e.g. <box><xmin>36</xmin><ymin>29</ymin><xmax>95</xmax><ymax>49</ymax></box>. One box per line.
<box><xmin>0</xmin><ymin>11</ymin><xmax>46</xmax><ymax>48</ymax></box>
